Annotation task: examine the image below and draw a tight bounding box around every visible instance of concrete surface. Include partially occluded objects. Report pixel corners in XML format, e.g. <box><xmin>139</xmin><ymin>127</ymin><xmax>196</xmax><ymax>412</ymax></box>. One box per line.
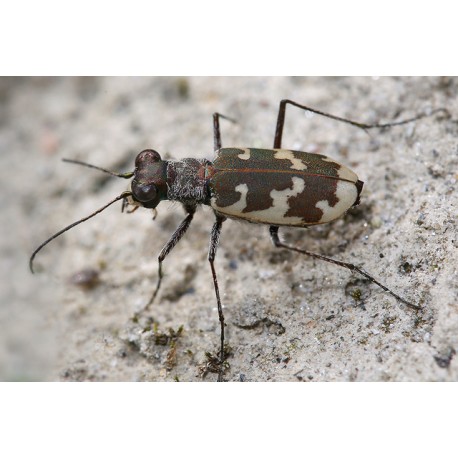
<box><xmin>1</xmin><ymin>76</ymin><xmax>457</xmax><ymax>381</ymax></box>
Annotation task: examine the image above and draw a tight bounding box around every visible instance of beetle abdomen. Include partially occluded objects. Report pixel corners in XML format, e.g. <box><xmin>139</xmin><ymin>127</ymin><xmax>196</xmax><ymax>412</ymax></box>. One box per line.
<box><xmin>208</xmin><ymin>148</ymin><xmax>363</xmax><ymax>227</ymax></box>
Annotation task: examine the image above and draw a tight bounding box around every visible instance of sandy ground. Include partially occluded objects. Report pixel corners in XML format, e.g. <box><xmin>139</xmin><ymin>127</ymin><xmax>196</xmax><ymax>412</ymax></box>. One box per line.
<box><xmin>1</xmin><ymin>76</ymin><xmax>457</xmax><ymax>382</ymax></box>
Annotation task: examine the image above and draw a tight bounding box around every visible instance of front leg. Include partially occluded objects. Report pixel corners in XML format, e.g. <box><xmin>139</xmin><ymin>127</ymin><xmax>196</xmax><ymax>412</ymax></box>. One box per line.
<box><xmin>136</xmin><ymin>204</ymin><xmax>196</xmax><ymax>317</ymax></box>
<box><xmin>208</xmin><ymin>214</ymin><xmax>227</xmax><ymax>381</ymax></box>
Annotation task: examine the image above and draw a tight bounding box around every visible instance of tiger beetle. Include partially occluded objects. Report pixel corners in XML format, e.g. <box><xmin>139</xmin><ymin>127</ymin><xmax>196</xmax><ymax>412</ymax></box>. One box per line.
<box><xmin>29</xmin><ymin>100</ymin><xmax>446</xmax><ymax>381</ymax></box>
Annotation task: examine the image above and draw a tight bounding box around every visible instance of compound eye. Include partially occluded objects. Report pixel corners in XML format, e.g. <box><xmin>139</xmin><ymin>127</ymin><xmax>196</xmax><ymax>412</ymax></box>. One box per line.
<box><xmin>135</xmin><ymin>149</ymin><xmax>161</xmax><ymax>167</ymax></box>
<box><xmin>132</xmin><ymin>181</ymin><xmax>157</xmax><ymax>203</ymax></box>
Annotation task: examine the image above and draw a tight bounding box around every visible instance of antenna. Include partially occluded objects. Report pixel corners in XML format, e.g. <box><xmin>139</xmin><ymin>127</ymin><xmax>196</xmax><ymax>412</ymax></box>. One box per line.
<box><xmin>29</xmin><ymin>191</ymin><xmax>132</xmax><ymax>273</ymax></box>
<box><xmin>62</xmin><ymin>159</ymin><xmax>134</xmax><ymax>179</ymax></box>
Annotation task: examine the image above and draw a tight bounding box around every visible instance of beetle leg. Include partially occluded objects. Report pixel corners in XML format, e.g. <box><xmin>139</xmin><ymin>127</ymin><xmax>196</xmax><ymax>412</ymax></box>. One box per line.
<box><xmin>273</xmin><ymin>99</ymin><xmax>449</xmax><ymax>149</ymax></box>
<box><xmin>213</xmin><ymin>112</ymin><xmax>237</xmax><ymax>152</ymax></box>
<box><xmin>208</xmin><ymin>214</ymin><xmax>227</xmax><ymax>381</ymax></box>
<box><xmin>269</xmin><ymin>226</ymin><xmax>420</xmax><ymax>311</ymax></box>
<box><xmin>136</xmin><ymin>205</ymin><xmax>196</xmax><ymax>317</ymax></box>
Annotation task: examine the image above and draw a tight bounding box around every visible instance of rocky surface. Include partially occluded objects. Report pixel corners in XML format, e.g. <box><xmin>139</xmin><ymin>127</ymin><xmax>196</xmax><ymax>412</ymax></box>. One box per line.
<box><xmin>1</xmin><ymin>76</ymin><xmax>456</xmax><ymax>381</ymax></box>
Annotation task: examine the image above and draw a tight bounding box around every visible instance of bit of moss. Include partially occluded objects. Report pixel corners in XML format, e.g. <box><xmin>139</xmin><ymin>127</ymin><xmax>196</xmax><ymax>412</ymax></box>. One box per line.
<box><xmin>176</xmin><ymin>78</ymin><xmax>190</xmax><ymax>99</ymax></box>
<box><xmin>381</xmin><ymin>316</ymin><xmax>397</xmax><ymax>333</ymax></box>
<box><xmin>154</xmin><ymin>325</ymin><xmax>184</xmax><ymax>346</ymax></box>
<box><xmin>197</xmin><ymin>344</ymin><xmax>232</xmax><ymax>378</ymax></box>
<box><xmin>283</xmin><ymin>340</ymin><xmax>299</xmax><ymax>360</ymax></box>
<box><xmin>358</xmin><ymin>336</ymin><xmax>369</xmax><ymax>345</ymax></box>
<box><xmin>165</xmin><ymin>342</ymin><xmax>178</xmax><ymax>371</ymax></box>
<box><xmin>351</xmin><ymin>288</ymin><xmax>362</xmax><ymax>301</ymax></box>
<box><xmin>400</xmin><ymin>261</ymin><xmax>413</xmax><ymax>274</ymax></box>
<box><xmin>413</xmin><ymin>315</ymin><xmax>428</xmax><ymax>329</ymax></box>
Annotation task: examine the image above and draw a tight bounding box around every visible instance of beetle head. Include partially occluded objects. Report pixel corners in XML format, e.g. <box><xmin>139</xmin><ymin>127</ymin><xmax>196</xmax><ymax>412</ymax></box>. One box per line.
<box><xmin>130</xmin><ymin>149</ymin><xmax>168</xmax><ymax>209</ymax></box>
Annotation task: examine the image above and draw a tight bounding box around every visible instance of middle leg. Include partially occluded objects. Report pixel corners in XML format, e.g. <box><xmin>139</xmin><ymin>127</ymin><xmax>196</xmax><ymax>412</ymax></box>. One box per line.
<box><xmin>208</xmin><ymin>213</ymin><xmax>227</xmax><ymax>381</ymax></box>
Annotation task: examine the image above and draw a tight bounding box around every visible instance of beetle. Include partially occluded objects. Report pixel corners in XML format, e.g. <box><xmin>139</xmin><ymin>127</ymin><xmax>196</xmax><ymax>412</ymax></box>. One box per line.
<box><xmin>30</xmin><ymin>99</ymin><xmax>445</xmax><ymax>381</ymax></box>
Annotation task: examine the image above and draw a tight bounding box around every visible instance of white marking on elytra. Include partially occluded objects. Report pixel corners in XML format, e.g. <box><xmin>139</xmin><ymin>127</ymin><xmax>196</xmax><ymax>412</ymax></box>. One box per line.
<box><xmin>213</xmin><ymin>183</ymin><xmax>248</xmax><ymax>215</ymax></box>
<box><xmin>237</xmin><ymin>148</ymin><xmax>251</xmax><ymax>160</ymax></box>
<box><xmin>322</xmin><ymin>156</ymin><xmax>358</xmax><ymax>182</ymax></box>
<box><xmin>211</xmin><ymin>177</ymin><xmax>306</xmax><ymax>226</ymax></box>
<box><xmin>316</xmin><ymin>180</ymin><xmax>358</xmax><ymax>223</ymax></box>
<box><xmin>274</xmin><ymin>149</ymin><xmax>308</xmax><ymax>171</ymax></box>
